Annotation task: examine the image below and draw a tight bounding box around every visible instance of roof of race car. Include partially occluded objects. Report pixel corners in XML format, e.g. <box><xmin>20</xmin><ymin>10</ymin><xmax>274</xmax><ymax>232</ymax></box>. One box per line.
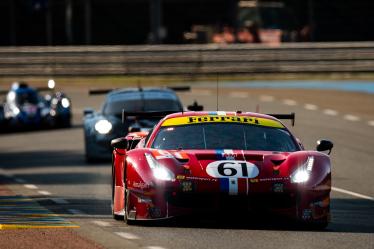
<box><xmin>11</xmin><ymin>82</ymin><xmax>37</xmax><ymax>94</ymax></box>
<box><xmin>159</xmin><ymin>111</ymin><xmax>286</xmax><ymax>129</ymax></box>
<box><xmin>107</xmin><ymin>88</ymin><xmax>179</xmax><ymax>100</ymax></box>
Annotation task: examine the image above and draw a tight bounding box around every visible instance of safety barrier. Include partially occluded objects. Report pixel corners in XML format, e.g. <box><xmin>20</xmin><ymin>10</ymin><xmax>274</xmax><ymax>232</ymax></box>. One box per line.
<box><xmin>1</xmin><ymin>42</ymin><xmax>374</xmax><ymax>76</ymax></box>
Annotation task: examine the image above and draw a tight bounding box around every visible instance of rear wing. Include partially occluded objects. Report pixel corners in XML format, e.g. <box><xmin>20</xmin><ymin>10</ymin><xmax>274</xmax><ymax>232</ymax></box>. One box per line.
<box><xmin>267</xmin><ymin>113</ymin><xmax>295</xmax><ymax>126</ymax></box>
<box><xmin>89</xmin><ymin>88</ymin><xmax>112</xmax><ymax>95</ymax></box>
<box><xmin>89</xmin><ymin>86</ymin><xmax>191</xmax><ymax>95</ymax></box>
<box><xmin>122</xmin><ymin>110</ymin><xmax>178</xmax><ymax>123</ymax></box>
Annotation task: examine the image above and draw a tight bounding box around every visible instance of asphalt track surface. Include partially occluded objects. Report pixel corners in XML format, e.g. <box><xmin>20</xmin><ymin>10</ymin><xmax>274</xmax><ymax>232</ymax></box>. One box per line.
<box><xmin>0</xmin><ymin>84</ymin><xmax>373</xmax><ymax>249</ymax></box>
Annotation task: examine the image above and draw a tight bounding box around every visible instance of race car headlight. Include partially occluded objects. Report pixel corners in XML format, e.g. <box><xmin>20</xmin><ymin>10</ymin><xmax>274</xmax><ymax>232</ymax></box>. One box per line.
<box><xmin>291</xmin><ymin>169</ymin><xmax>310</xmax><ymax>183</ymax></box>
<box><xmin>94</xmin><ymin>119</ymin><xmax>112</xmax><ymax>134</ymax></box>
<box><xmin>290</xmin><ymin>156</ymin><xmax>314</xmax><ymax>183</ymax></box>
<box><xmin>13</xmin><ymin>107</ymin><xmax>20</xmax><ymax>115</ymax></box>
<box><xmin>61</xmin><ymin>98</ymin><xmax>70</xmax><ymax>108</ymax></box>
<box><xmin>145</xmin><ymin>153</ymin><xmax>175</xmax><ymax>181</ymax></box>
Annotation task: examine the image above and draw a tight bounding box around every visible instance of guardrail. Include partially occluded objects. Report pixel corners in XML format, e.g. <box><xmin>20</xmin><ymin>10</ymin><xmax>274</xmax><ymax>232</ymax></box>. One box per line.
<box><xmin>1</xmin><ymin>42</ymin><xmax>374</xmax><ymax>76</ymax></box>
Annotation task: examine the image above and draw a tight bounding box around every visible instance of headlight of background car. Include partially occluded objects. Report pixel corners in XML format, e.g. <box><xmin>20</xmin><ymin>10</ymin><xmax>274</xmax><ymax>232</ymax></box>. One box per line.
<box><xmin>290</xmin><ymin>156</ymin><xmax>314</xmax><ymax>183</ymax></box>
<box><xmin>13</xmin><ymin>107</ymin><xmax>20</xmax><ymax>115</ymax></box>
<box><xmin>94</xmin><ymin>119</ymin><xmax>112</xmax><ymax>134</ymax></box>
<box><xmin>41</xmin><ymin>108</ymin><xmax>50</xmax><ymax>117</ymax></box>
<box><xmin>145</xmin><ymin>153</ymin><xmax>175</xmax><ymax>181</ymax></box>
<box><xmin>61</xmin><ymin>98</ymin><xmax>70</xmax><ymax>108</ymax></box>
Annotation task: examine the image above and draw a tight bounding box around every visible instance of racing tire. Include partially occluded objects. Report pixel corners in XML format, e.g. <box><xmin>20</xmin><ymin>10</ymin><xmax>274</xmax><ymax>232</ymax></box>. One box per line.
<box><xmin>123</xmin><ymin>189</ymin><xmax>135</xmax><ymax>225</ymax></box>
<box><xmin>85</xmin><ymin>153</ymin><xmax>96</xmax><ymax>163</ymax></box>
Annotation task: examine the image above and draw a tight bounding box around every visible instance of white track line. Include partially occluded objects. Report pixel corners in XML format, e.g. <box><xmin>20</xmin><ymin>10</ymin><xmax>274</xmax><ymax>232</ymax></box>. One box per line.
<box><xmin>115</xmin><ymin>232</ymin><xmax>140</xmax><ymax>240</ymax></box>
<box><xmin>51</xmin><ymin>198</ymin><xmax>69</xmax><ymax>204</ymax></box>
<box><xmin>304</xmin><ymin>104</ymin><xmax>318</xmax><ymax>111</ymax></box>
<box><xmin>15</xmin><ymin>178</ymin><xmax>26</xmax><ymax>183</ymax></box>
<box><xmin>332</xmin><ymin>187</ymin><xmax>374</xmax><ymax>201</ymax></box>
<box><xmin>368</xmin><ymin>120</ymin><xmax>374</xmax><ymax>126</ymax></box>
<box><xmin>189</xmin><ymin>90</ymin><xmax>211</xmax><ymax>96</ymax></box>
<box><xmin>259</xmin><ymin>95</ymin><xmax>274</xmax><ymax>102</ymax></box>
<box><xmin>323</xmin><ymin>109</ymin><xmax>338</xmax><ymax>116</ymax></box>
<box><xmin>343</xmin><ymin>114</ymin><xmax>360</xmax><ymax>121</ymax></box>
<box><xmin>229</xmin><ymin>92</ymin><xmax>249</xmax><ymax>98</ymax></box>
<box><xmin>68</xmin><ymin>209</ymin><xmax>84</xmax><ymax>215</ymax></box>
<box><xmin>282</xmin><ymin>99</ymin><xmax>297</xmax><ymax>106</ymax></box>
<box><xmin>92</xmin><ymin>220</ymin><xmax>111</xmax><ymax>227</ymax></box>
<box><xmin>24</xmin><ymin>184</ymin><xmax>38</xmax><ymax>189</ymax></box>
<box><xmin>38</xmin><ymin>190</ymin><xmax>51</xmax><ymax>196</ymax></box>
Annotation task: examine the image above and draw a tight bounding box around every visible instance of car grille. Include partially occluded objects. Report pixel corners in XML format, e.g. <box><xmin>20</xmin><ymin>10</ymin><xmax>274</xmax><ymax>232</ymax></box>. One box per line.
<box><xmin>166</xmin><ymin>192</ymin><xmax>296</xmax><ymax>210</ymax></box>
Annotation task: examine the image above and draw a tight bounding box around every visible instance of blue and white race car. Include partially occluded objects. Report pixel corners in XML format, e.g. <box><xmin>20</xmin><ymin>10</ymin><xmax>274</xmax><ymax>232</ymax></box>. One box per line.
<box><xmin>83</xmin><ymin>87</ymin><xmax>202</xmax><ymax>162</ymax></box>
<box><xmin>0</xmin><ymin>81</ymin><xmax>72</xmax><ymax>131</ymax></box>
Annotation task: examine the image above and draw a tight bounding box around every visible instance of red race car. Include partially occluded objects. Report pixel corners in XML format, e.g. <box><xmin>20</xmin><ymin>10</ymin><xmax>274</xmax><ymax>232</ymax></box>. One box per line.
<box><xmin>111</xmin><ymin>111</ymin><xmax>333</xmax><ymax>228</ymax></box>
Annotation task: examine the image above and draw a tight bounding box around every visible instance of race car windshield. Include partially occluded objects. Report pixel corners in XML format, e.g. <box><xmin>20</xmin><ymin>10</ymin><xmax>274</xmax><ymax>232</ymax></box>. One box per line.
<box><xmin>16</xmin><ymin>92</ymin><xmax>39</xmax><ymax>105</ymax></box>
<box><xmin>103</xmin><ymin>99</ymin><xmax>181</xmax><ymax>116</ymax></box>
<box><xmin>152</xmin><ymin>123</ymin><xmax>299</xmax><ymax>152</ymax></box>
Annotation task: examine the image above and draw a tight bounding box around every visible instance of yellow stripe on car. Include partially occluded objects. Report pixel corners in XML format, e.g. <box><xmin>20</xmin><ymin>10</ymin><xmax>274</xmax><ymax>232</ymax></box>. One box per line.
<box><xmin>161</xmin><ymin>115</ymin><xmax>284</xmax><ymax>128</ymax></box>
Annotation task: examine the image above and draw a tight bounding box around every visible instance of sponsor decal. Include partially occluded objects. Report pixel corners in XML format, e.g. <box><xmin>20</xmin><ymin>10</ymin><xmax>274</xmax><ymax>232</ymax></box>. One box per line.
<box><xmin>259</xmin><ymin>177</ymin><xmax>289</xmax><ymax>182</ymax></box>
<box><xmin>180</xmin><ymin>181</ymin><xmax>193</xmax><ymax>192</ymax></box>
<box><xmin>176</xmin><ymin>175</ymin><xmax>186</xmax><ymax>180</ymax></box>
<box><xmin>273</xmin><ymin>182</ymin><xmax>284</xmax><ymax>193</ymax></box>
<box><xmin>133</xmin><ymin>182</ymin><xmax>149</xmax><ymax>189</ymax></box>
<box><xmin>222</xmin><ymin>149</ymin><xmax>237</xmax><ymax>160</ymax></box>
<box><xmin>206</xmin><ymin>160</ymin><xmax>259</xmax><ymax>179</ymax></box>
<box><xmin>302</xmin><ymin>209</ymin><xmax>312</xmax><ymax>220</ymax></box>
<box><xmin>161</xmin><ymin>115</ymin><xmax>284</xmax><ymax>128</ymax></box>
<box><xmin>185</xmin><ymin>176</ymin><xmax>217</xmax><ymax>182</ymax></box>
<box><xmin>250</xmin><ymin>179</ymin><xmax>259</xmax><ymax>183</ymax></box>
<box><xmin>148</xmin><ymin>207</ymin><xmax>162</xmax><ymax>218</ymax></box>
<box><xmin>137</xmin><ymin>197</ymin><xmax>152</xmax><ymax>204</ymax></box>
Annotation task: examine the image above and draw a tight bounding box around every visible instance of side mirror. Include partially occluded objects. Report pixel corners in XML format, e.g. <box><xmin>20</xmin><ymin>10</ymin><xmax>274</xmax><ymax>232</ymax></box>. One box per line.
<box><xmin>111</xmin><ymin>137</ymin><xmax>128</xmax><ymax>149</ymax></box>
<box><xmin>187</xmin><ymin>101</ymin><xmax>204</xmax><ymax>111</ymax></box>
<box><xmin>316</xmin><ymin>139</ymin><xmax>333</xmax><ymax>155</ymax></box>
<box><xmin>83</xmin><ymin>108</ymin><xmax>94</xmax><ymax>116</ymax></box>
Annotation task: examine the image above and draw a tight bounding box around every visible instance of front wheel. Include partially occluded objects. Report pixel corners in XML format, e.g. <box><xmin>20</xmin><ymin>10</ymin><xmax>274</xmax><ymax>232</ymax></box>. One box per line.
<box><xmin>123</xmin><ymin>189</ymin><xmax>135</xmax><ymax>225</ymax></box>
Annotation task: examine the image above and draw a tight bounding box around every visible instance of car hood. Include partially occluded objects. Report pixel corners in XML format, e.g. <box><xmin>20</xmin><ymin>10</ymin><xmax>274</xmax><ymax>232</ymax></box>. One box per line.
<box><xmin>145</xmin><ymin>149</ymin><xmax>330</xmax><ymax>193</ymax></box>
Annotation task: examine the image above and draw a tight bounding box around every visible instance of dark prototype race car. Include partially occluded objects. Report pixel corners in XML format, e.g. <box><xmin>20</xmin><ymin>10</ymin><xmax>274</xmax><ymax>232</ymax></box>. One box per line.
<box><xmin>83</xmin><ymin>87</ymin><xmax>202</xmax><ymax>162</ymax></box>
<box><xmin>0</xmin><ymin>81</ymin><xmax>72</xmax><ymax>131</ymax></box>
<box><xmin>111</xmin><ymin>111</ymin><xmax>333</xmax><ymax>229</ymax></box>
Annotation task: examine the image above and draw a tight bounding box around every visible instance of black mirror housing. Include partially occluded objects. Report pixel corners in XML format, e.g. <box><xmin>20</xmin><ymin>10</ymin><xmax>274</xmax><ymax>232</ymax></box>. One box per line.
<box><xmin>316</xmin><ymin>139</ymin><xmax>333</xmax><ymax>154</ymax></box>
<box><xmin>187</xmin><ymin>101</ymin><xmax>204</xmax><ymax>111</ymax></box>
<box><xmin>111</xmin><ymin>137</ymin><xmax>128</xmax><ymax>149</ymax></box>
<box><xmin>83</xmin><ymin>108</ymin><xmax>94</xmax><ymax>116</ymax></box>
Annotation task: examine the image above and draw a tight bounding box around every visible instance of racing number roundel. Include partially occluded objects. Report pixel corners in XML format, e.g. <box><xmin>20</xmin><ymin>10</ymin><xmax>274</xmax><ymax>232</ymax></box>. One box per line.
<box><xmin>206</xmin><ymin>160</ymin><xmax>259</xmax><ymax>178</ymax></box>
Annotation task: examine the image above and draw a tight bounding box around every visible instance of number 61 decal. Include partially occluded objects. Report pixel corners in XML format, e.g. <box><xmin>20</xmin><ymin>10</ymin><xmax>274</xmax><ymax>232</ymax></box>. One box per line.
<box><xmin>206</xmin><ymin>160</ymin><xmax>259</xmax><ymax>178</ymax></box>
